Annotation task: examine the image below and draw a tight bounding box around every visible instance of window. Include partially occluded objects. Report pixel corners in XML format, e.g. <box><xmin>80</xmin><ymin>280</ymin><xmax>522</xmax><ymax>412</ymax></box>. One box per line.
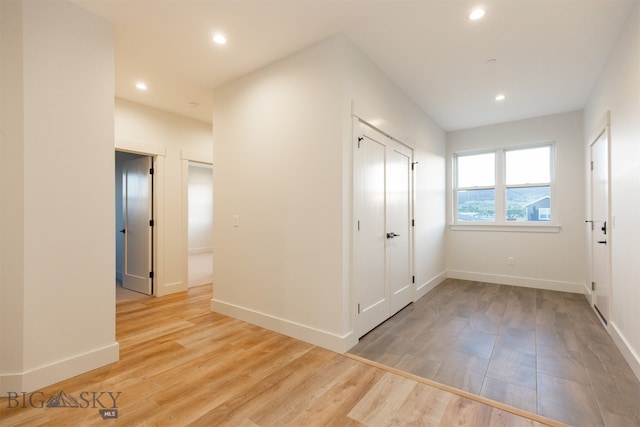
<box><xmin>455</xmin><ymin>152</ymin><xmax>495</xmax><ymax>222</ymax></box>
<box><xmin>454</xmin><ymin>144</ymin><xmax>554</xmax><ymax>225</ymax></box>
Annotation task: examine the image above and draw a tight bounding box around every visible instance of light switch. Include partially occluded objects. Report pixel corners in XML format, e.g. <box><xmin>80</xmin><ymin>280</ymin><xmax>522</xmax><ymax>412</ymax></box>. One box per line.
<box><xmin>233</xmin><ymin>215</ymin><xmax>239</xmax><ymax>227</ymax></box>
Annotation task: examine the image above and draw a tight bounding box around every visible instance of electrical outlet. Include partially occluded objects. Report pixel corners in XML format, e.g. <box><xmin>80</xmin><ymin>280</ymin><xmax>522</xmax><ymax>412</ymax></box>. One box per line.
<box><xmin>233</xmin><ymin>215</ymin><xmax>239</xmax><ymax>227</ymax></box>
<box><xmin>507</xmin><ymin>257</ymin><xmax>515</xmax><ymax>265</ymax></box>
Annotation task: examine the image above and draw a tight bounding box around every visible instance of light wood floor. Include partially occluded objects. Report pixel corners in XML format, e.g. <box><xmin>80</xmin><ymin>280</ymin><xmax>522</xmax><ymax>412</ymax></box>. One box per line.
<box><xmin>2</xmin><ymin>284</ymin><xmax>562</xmax><ymax>426</ymax></box>
<box><xmin>115</xmin><ymin>280</ymin><xmax>152</xmax><ymax>303</ymax></box>
<box><xmin>349</xmin><ymin>279</ymin><xmax>640</xmax><ymax>427</ymax></box>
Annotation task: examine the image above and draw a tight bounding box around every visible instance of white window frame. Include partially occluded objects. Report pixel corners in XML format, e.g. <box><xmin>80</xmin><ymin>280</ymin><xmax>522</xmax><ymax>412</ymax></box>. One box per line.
<box><xmin>452</xmin><ymin>142</ymin><xmax>560</xmax><ymax>233</ymax></box>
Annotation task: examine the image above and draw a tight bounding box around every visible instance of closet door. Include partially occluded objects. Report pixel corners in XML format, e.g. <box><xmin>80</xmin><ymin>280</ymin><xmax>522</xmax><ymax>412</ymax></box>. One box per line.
<box><xmin>354</xmin><ymin>120</ymin><xmax>413</xmax><ymax>338</ymax></box>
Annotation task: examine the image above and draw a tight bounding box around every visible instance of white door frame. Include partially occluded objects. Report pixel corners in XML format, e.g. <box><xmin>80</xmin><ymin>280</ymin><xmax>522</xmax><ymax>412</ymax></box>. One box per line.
<box><xmin>587</xmin><ymin>114</ymin><xmax>612</xmax><ymax>327</ymax></box>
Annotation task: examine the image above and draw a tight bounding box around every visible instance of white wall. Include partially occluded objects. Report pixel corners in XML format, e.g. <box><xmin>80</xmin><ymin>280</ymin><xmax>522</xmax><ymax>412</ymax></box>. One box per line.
<box><xmin>1</xmin><ymin>0</ymin><xmax>26</xmax><ymax>390</ymax></box>
<box><xmin>114</xmin><ymin>98</ymin><xmax>212</xmax><ymax>296</ymax></box>
<box><xmin>584</xmin><ymin>3</ymin><xmax>640</xmax><ymax>380</ymax></box>
<box><xmin>211</xmin><ymin>35</ymin><xmax>446</xmax><ymax>352</ymax></box>
<box><xmin>188</xmin><ymin>163</ymin><xmax>213</xmax><ymax>253</ymax></box>
<box><xmin>211</xmin><ymin>36</ymin><xmax>347</xmax><ymax>350</ymax></box>
<box><xmin>1</xmin><ymin>0</ymin><xmax>117</xmax><ymax>393</ymax></box>
<box><xmin>446</xmin><ymin>111</ymin><xmax>587</xmax><ymax>293</ymax></box>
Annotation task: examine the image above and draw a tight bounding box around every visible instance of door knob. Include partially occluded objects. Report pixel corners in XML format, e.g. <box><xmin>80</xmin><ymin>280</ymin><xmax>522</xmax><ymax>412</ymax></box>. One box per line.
<box><xmin>597</xmin><ymin>240</ymin><xmax>607</xmax><ymax>244</ymax></box>
<box><xmin>386</xmin><ymin>232</ymin><xmax>400</xmax><ymax>239</ymax></box>
<box><xmin>119</xmin><ymin>229</ymin><xmax>126</xmax><ymax>234</ymax></box>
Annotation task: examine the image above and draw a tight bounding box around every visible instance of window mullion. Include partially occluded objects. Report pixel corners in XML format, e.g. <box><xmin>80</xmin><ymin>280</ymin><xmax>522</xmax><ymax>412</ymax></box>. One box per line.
<box><xmin>495</xmin><ymin>149</ymin><xmax>505</xmax><ymax>224</ymax></box>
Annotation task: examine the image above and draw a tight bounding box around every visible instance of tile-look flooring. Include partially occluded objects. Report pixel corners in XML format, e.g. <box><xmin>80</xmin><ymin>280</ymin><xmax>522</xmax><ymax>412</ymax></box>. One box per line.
<box><xmin>348</xmin><ymin>279</ymin><xmax>640</xmax><ymax>426</ymax></box>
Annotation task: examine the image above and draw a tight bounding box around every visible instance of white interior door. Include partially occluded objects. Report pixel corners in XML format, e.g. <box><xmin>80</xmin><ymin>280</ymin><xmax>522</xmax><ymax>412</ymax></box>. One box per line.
<box><xmin>354</xmin><ymin>129</ymin><xmax>388</xmax><ymax>337</ymax></box>
<box><xmin>354</xmin><ymin>120</ymin><xmax>413</xmax><ymax>338</ymax></box>
<box><xmin>387</xmin><ymin>141</ymin><xmax>413</xmax><ymax>315</ymax></box>
<box><xmin>123</xmin><ymin>156</ymin><xmax>153</xmax><ymax>295</ymax></box>
<box><xmin>590</xmin><ymin>130</ymin><xmax>610</xmax><ymax>324</ymax></box>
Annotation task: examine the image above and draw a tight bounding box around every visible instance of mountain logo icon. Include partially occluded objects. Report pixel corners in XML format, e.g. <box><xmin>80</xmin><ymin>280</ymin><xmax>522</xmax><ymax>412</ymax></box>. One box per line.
<box><xmin>46</xmin><ymin>391</ymin><xmax>80</xmax><ymax>408</ymax></box>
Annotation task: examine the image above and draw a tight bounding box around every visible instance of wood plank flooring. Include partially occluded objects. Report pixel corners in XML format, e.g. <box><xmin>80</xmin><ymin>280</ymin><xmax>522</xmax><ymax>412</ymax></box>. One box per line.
<box><xmin>349</xmin><ymin>279</ymin><xmax>640</xmax><ymax>427</ymax></box>
<box><xmin>1</xmin><ymin>284</ymin><xmax>559</xmax><ymax>426</ymax></box>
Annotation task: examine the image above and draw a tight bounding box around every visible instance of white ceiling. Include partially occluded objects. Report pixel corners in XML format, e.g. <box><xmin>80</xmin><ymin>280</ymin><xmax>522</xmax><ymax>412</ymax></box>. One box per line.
<box><xmin>73</xmin><ymin>0</ymin><xmax>637</xmax><ymax>131</ymax></box>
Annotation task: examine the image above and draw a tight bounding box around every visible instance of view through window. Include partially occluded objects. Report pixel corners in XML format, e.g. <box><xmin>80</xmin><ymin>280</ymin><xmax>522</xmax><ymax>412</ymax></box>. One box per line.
<box><xmin>455</xmin><ymin>144</ymin><xmax>553</xmax><ymax>224</ymax></box>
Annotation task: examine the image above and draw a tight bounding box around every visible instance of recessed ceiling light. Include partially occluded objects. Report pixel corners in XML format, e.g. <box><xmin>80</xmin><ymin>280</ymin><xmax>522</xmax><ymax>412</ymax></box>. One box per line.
<box><xmin>495</xmin><ymin>94</ymin><xmax>506</xmax><ymax>101</ymax></box>
<box><xmin>212</xmin><ymin>34</ymin><xmax>227</xmax><ymax>45</ymax></box>
<box><xmin>135</xmin><ymin>82</ymin><xmax>148</xmax><ymax>91</ymax></box>
<box><xmin>469</xmin><ymin>7</ymin><xmax>486</xmax><ymax>20</ymax></box>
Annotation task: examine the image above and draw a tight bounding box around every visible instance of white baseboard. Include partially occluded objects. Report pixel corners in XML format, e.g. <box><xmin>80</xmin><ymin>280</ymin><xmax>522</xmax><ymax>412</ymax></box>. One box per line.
<box><xmin>416</xmin><ymin>271</ymin><xmax>447</xmax><ymax>300</ymax></box>
<box><xmin>446</xmin><ymin>270</ymin><xmax>587</xmax><ymax>294</ymax></box>
<box><xmin>0</xmin><ymin>342</ymin><xmax>119</xmax><ymax>395</ymax></box>
<box><xmin>157</xmin><ymin>281</ymin><xmax>186</xmax><ymax>297</ymax></box>
<box><xmin>610</xmin><ymin>322</ymin><xmax>640</xmax><ymax>383</ymax></box>
<box><xmin>210</xmin><ymin>299</ymin><xmax>356</xmax><ymax>353</ymax></box>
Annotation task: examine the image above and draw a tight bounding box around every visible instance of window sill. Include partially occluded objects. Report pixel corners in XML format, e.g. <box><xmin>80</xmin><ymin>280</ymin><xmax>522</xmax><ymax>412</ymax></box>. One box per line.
<box><xmin>449</xmin><ymin>223</ymin><xmax>562</xmax><ymax>233</ymax></box>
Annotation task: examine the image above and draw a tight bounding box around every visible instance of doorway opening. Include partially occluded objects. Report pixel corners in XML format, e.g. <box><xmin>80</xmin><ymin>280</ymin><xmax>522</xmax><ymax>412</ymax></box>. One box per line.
<box><xmin>115</xmin><ymin>151</ymin><xmax>155</xmax><ymax>301</ymax></box>
<box><xmin>187</xmin><ymin>161</ymin><xmax>213</xmax><ymax>288</ymax></box>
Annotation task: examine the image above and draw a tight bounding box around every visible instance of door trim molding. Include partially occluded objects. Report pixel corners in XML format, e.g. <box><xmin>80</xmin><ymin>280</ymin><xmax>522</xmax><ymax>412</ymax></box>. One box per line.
<box><xmin>587</xmin><ymin>119</ymin><xmax>612</xmax><ymax>326</ymax></box>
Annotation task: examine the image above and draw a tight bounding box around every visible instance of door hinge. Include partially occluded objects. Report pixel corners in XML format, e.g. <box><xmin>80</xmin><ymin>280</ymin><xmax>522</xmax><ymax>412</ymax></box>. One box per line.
<box><xmin>412</xmin><ymin>276</ymin><xmax>415</xmax><ymax>284</ymax></box>
<box><xmin>357</xmin><ymin>303</ymin><xmax>361</xmax><ymax>314</ymax></box>
<box><xmin>149</xmin><ymin>168</ymin><xmax>154</xmax><ymax>175</ymax></box>
<box><xmin>357</xmin><ymin>220</ymin><xmax>360</xmax><ymax>231</ymax></box>
<box><xmin>590</xmin><ymin>161</ymin><xmax>594</xmax><ymax>171</ymax></box>
<box><xmin>592</xmin><ymin>281</ymin><xmax>595</xmax><ymax>291</ymax></box>
<box><xmin>412</xmin><ymin>219</ymin><xmax>415</xmax><ymax>227</ymax></box>
<box><xmin>149</xmin><ymin>219</ymin><xmax>154</xmax><ymax>227</ymax></box>
<box><xmin>150</xmin><ymin>271</ymin><xmax>154</xmax><ymax>279</ymax></box>
<box><xmin>357</xmin><ymin>136</ymin><xmax>363</xmax><ymax>148</ymax></box>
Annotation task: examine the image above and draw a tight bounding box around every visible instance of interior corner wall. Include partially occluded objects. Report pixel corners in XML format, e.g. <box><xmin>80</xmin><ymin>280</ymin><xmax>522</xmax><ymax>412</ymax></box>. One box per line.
<box><xmin>584</xmin><ymin>3</ymin><xmax>640</xmax><ymax>380</ymax></box>
<box><xmin>211</xmin><ymin>36</ymin><xmax>348</xmax><ymax>352</ymax></box>
<box><xmin>1</xmin><ymin>0</ymin><xmax>117</xmax><ymax>393</ymax></box>
<box><xmin>446</xmin><ymin>111</ymin><xmax>587</xmax><ymax>293</ymax></box>
<box><xmin>114</xmin><ymin>98</ymin><xmax>212</xmax><ymax>296</ymax></box>
<box><xmin>210</xmin><ymin>35</ymin><xmax>447</xmax><ymax>353</ymax></box>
